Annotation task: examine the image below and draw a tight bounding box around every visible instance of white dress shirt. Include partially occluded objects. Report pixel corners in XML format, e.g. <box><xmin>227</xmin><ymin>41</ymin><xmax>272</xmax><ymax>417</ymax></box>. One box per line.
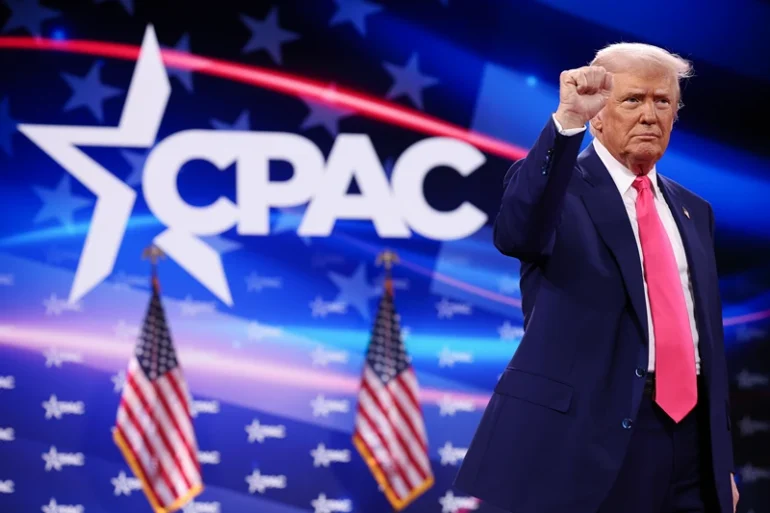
<box><xmin>552</xmin><ymin>115</ymin><xmax>701</xmax><ymax>374</ymax></box>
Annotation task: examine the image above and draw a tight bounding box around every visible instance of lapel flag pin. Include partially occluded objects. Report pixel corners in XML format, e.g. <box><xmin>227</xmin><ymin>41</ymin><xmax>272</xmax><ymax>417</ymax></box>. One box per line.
<box><xmin>683</xmin><ymin>206</ymin><xmax>690</xmax><ymax>219</ymax></box>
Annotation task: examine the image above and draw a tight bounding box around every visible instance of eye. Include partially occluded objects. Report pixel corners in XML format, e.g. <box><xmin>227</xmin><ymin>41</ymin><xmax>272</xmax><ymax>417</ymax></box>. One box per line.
<box><xmin>624</xmin><ymin>97</ymin><xmax>640</xmax><ymax>103</ymax></box>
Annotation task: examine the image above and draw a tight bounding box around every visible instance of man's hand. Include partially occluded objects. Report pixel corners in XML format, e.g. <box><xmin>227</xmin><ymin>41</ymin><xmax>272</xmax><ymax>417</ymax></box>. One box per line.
<box><xmin>554</xmin><ymin>66</ymin><xmax>613</xmax><ymax>130</ymax></box>
<box><xmin>731</xmin><ymin>473</ymin><xmax>739</xmax><ymax>512</ymax></box>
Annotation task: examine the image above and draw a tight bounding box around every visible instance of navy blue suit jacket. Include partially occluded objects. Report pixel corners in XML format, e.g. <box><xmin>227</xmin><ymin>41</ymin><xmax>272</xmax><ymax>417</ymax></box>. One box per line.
<box><xmin>453</xmin><ymin>118</ymin><xmax>735</xmax><ymax>513</ymax></box>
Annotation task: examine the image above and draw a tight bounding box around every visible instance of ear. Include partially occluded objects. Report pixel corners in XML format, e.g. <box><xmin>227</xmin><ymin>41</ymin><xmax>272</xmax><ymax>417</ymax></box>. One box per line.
<box><xmin>591</xmin><ymin>112</ymin><xmax>603</xmax><ymax>133</ymax></box>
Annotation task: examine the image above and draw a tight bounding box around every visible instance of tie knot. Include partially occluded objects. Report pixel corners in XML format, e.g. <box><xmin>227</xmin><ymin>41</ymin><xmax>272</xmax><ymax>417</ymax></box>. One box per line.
<box><xmin>633</xmin><ymin>175</ymin><xmax>652</xmax><ymax>192</ymax></box>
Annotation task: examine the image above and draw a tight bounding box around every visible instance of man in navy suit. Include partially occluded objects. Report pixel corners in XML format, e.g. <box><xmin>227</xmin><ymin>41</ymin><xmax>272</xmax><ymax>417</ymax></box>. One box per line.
<box><xmin>454</xmin><ymin>43</ymin><xmax>739</xmax><ymax>513</ymax></box>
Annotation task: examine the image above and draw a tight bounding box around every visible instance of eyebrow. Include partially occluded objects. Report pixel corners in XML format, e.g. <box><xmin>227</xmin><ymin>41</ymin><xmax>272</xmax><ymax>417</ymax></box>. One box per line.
<box><xmin>622</xmin><ymin>89</ymin><xmax>673</xmax><ymax>97</ymax></box>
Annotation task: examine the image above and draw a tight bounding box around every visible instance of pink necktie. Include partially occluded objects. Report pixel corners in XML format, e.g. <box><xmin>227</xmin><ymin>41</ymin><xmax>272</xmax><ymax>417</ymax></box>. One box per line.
<box><xmin>632</xmin><ymin>175</ymin><xmax>697</xmax><ymax>423</ymax></box>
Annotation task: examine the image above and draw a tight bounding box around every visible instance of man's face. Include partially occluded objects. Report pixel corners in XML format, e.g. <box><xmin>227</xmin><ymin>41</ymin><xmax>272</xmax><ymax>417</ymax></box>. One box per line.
<box><xmin>593</xmin><ymin>68</ymin><xmax>678</xmax><ymax>173</ymax></box>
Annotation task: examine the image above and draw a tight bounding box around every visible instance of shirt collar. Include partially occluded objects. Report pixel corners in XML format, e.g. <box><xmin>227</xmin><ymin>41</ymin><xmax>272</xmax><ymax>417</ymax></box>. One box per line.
<box><xmin>591</xmin><ymin>137</ymin><xmax>659</xmax><ymax>197</ymax></box>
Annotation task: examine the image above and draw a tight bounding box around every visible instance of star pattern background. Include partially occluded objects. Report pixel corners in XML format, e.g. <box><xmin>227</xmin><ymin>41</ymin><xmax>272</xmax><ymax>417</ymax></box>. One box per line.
<box><xmin>0</xmin><ymin>1</ymin><xmax>768</xmax><ymax>513</ymax></box>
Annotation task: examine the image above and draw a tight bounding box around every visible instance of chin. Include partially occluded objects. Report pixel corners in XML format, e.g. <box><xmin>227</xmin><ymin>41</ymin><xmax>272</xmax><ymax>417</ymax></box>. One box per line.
<box><xmin>629</xmin><ymin>144</ymin><xmax>662</xmax><ymax>162</ymax></box>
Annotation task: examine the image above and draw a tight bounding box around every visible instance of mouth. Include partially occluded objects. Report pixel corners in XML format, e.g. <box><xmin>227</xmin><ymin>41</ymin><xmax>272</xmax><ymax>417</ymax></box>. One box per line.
<box><xmin>634</xmin><ymin>134</ymin><xmax>660</xmax><ymax>140</ymax></box>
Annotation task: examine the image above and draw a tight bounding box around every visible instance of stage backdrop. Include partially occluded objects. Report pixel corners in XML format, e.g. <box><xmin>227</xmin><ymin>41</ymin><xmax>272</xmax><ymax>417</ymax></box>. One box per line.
<box><xmin>1</xmin><ymin>1</ymin><xmax>769</xmax><ymax>513</ymax></box>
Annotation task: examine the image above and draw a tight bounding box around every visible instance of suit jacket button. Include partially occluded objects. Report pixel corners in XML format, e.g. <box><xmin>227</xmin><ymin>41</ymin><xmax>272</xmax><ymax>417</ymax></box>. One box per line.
<box><xmin>635</xmin><ymin>367</ymin><xmax>647</xmax><ymax>378</ymax></box>
<box><xmin>622</xmin><ymin>418</ymin><xmax>633</xmax><ymax>429</ymax></box>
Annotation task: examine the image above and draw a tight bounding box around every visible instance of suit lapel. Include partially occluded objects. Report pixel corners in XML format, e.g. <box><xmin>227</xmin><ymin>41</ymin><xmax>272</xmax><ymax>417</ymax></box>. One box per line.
<box><xmin>577</xmin><ymin>146</ymin><xmax>650</xmax><ymax>345</ymax></box>
<box><xmin>656</xmin><ymin>175</ymin><xmax>713</xmax><ymax>360</ymax></box>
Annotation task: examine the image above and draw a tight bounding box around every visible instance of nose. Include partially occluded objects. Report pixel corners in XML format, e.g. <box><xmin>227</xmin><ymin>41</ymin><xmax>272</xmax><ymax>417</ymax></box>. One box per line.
<box><xmin>640</xmin><ymin>100</ymin><xmax>657</xmax><ymax>125</ymax></box>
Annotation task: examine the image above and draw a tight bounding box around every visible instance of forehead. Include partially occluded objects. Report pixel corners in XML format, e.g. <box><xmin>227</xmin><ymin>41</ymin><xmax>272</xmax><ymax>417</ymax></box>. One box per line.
<box><xmin>613</xmin><ymin>70</ymin><xmax>677</xmax><ymax>94</ymax></box>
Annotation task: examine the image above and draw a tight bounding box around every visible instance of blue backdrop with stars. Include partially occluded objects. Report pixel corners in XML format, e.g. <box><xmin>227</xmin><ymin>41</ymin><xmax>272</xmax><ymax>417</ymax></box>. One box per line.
<box><xmin>1</xmin><ymin>1</ymin><xmax>769</xmax><ymax>513</ymax></box>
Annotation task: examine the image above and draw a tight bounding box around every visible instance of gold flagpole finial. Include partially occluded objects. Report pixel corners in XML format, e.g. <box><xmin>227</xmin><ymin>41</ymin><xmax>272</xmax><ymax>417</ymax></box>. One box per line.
<box><xmin>376</xmin><ymin>249</ymin><xmax>400</xmax><ymax>271</ymax></box>
<box><xmin>142</xmin><ymin>245</ymin><xmax>166</xmax><ymax>284</ymax></box>
<box><xmin>142</xmin><ymin>244</ymin><xmax>166</xmax><ymax>265</ymax></box>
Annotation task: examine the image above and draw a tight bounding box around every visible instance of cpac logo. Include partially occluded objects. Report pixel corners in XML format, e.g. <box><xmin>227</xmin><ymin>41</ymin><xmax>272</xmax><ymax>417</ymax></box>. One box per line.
<box><xmin>197</xmin><ymin>451</ymin><xmax>221</xmax><ymax>465</ymax></box>
<box><xmin>438</xmin><ymin>347</ymin><xmax>473</xmax><ymax>368</ymax></box>
<box><xmin>438</xmin><ymin>441</ymin><xmax>468</xmax><ymax>466</ymax></box>
<box><xmin>436</xmin><ymin>298</ymin><xmax>473</xmax><ymax>319</ymax></box>
<box><xmin>739</xmin><ymin>416</ymin><xmax>770</xmax><ymax>437</ymax></box>
<box><xmin>42</xmin><ymin>395</ymin><xmax>86</xmax><ymax>420</ymax></box>
<box><xmin>311</xmin><ymin>394</ymin><xmax>350</xmax><ymax>417</ymax></box>
<box><xmin>183</xmin><ymin>501</ymin><xmax>221</xmax><ymax>513</ymax></box>
<box><xmin>0</xmin><ymin>376</ymin><xmax>14</xmax><ymax>389</ymax></box>
<box><xmin>42</xmin><ymin>446</ymin><xmax>85</xmax><ymax>471</ymax></box>
<box><xmin>44</xmin><ymin>348</ymin><xmax>83</xmax><ymax>368</ymax></box>
<box><xmin>245</xmin><ymin>470</ymin><xmax>287</xmax><ymax>494</ymax></box>
<box><xmin>111</xmin><ymin>471</ymin><xmax>142</xmax><ymax>496</ymax></box>
<box><xmin>19</xmin><ymin>26</ymin><xmax>487</xmax><ymax>307</ymax></box>
<box><xmin>310</xmin><ymin>346</ymin><xmax>349</xmax><ymax>367</ymax></box>
<box><xmin>245</xmin><ymin>419</ymin><xmax>286</xmax><ymax>443</ymax></box>
<box><xmin>0</xmin><ymin>427</ymin><xmax>15</xmax><ymax>442</ymax></box>
<box><xmin>310</xmin><ymin>443</ymin><xmax>351</xmax><ymax>467</ymax></box>
<box><xmin>190</xmin><ymin>399</ymin><xmax>220</xmax><ymax>417</ymax></box>
<box><xmin>438</xmin><ymin>394</ymin><xmax>477</xmax><ymax>416</ymax></box>
<box><xmin>311</xmin><ymin>493</ymin><xmax>352</xmax><ymax>513</ymax></box>
<box><xmin>42</xmin><ymin>498</ymin><xmax>84</xmax><ymax>513</ymax></box>
<box><xmin>439</xmin><ymin>491</ymin><xmax>479</xmax><ymax>513</ymax></box>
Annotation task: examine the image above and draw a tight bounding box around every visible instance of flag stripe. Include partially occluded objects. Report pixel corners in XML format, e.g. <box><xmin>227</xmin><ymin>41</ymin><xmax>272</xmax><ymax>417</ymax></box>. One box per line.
<box><xmin>355</xmin><ymin>415</ymin><xmax>410</xmax><ymax>498</ymax></box>
<box><xmin>128</xmin><ymin>372</ymin><xmax>197</xmax><ymax>490</ymax></box>
<box><xmin>356</xmin><ymin>394</ymin><xmax>417</xmax><ymax>489</ymax></box>
<box><xmin>353</xmin><ymin>283</ymin><xmax>432</xmax><ymax>510</ymax></box>
<box><xmin>122</xmin><ymin>381</ymin><xmax>191</xmax><ymax>497</ymax></box>
<box><xmin>168</xmin><ymin>369</ymin><xmax>195</xmax><ymax>423</ymax></box>
<box><xmin>361</xmin><ymin>383</ymin><xmax>424</xmax><ymax>486</ymax></box>
<box><xmin>131</xmin><ymin>364</ymin><xmax>199</xmax><ymax>484</ymax></box>
<box><xmin>363</xmin><ymin>375</ymin><xmax>431</xmax><ymax>479</ymax></box>
<box><xmin>388</xmin><ymin>377</ymin><xmax>427</xmax><ymax>445</ymax></box>
<box><xmin>382</xmin><ymin>375</ymin><xmax>429</xmax><ymax>453</ymax></box>
<box><xmin>156</xmin><ymin>375</ymin><xmax>196</xmax><ymax>453</ymax></box>
<box><xmin>114</xmin><ymin>426</ymin><xmax>168</xmax><ymax>511</ymax></box>
<box><xmin>114</xmin><ymin>279</ymin><xmax>202</xmax><ymax>513</ymax></box>
<box><xmin>398</xmin><ymin>371</ymin><xmax>425</xmax><ymax>425</ymax></box>
<box><xmin>152</xmin><ymin>377</ymin><xmax>199</xmax><ymax>471</ymax></box>
<box><xmin>115</xmin><ymin>420</ymin><xmax>172</xmax><ymax>507</ymax></box>
<box><xmin>117</xmin><ymin>397</ymin><xmax>178</xmax><ymax>503</ymax></box>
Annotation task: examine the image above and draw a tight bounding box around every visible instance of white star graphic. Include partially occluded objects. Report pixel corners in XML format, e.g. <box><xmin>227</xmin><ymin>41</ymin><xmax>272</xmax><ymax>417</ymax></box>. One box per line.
<box><xmin>111</xmin><ymin>370</ymin><xmax>126</xmax><ymax>392</ymax></box>
<box><xmin>18</xmin><ymin>26</ymin><xmax>170</xmax><ymax>305</ymax></box>
<box><xmin>42</xmin><ymin>498</ymin><xmax>60</xmax><ymax>513</ymax></box>
<box><xmin>42</xmin><ymin>446</ymin><xmax>62</xmax><ymax>471</ymax></box>
<box><xmin>383</xmin><ymin>53</ymin><xmax>439</xmax><ymax>110</ymax></box>
<box><xmin>42</xmin><ymin>395</ymin><xmax>62</xmax><ymax>420</ymax></box>
<box><xmin>111</xmin><ymin>471</ymin><xmax>139</xmax><ymax>495</ymax></box>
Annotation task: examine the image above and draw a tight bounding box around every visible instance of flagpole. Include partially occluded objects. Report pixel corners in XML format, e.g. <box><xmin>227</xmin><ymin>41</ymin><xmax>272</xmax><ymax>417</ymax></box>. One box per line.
<box><xmin>376</xmin><ymin>248</ymin><xmax>400</xmax><ymax>295</ymax></box>
<box><xmin>374</xmin><ymin>248</ymin><xmax>407</xmax><ymax>513</ymax></box>
<box><xmin>142</xmin><ymin>244</ymin><xmax>166</xmax><ymax>288</ymax></box>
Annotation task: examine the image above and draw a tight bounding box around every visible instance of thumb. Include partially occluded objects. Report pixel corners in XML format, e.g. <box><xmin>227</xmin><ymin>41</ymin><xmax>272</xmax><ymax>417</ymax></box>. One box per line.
<box><xmin>602</xmin><ymin>72</ymin><xmax>613</xmax><ymax>92</ymax></box>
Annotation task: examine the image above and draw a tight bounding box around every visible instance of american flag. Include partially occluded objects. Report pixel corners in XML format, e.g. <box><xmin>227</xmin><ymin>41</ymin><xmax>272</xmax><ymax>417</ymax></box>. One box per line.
<box><xmin>352</xmin><ymin>275</ymin><xmax>433</xmax><ymax>511</ymax></box>
<box><xmin>113</xmin><ymin>275</ymin><xmax>202</xmax><ymax>513</ymax></box>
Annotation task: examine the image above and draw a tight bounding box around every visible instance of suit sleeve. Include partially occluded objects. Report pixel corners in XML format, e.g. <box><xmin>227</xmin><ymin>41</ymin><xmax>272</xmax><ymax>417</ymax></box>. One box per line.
<box><xmin>492</xmin><ymin>116</ymin><xmax>587</xmax><ymax>261</ymax></box>
<box><xmin>708</xmin><ymin>203</ymin><xmax>737</xmax><ymax>474</ymax></box>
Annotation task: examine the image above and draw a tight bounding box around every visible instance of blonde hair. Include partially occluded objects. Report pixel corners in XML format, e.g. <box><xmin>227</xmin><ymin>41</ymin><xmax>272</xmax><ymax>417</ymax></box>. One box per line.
<box><xmin>588</xmin><ymin>42</ymin><xmax>693</xmax><ymax>133</ymax></box>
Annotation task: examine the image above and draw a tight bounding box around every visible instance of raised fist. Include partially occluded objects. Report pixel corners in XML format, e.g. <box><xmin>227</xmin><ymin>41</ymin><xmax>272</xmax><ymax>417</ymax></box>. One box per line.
<box><xmin>554</xmin><ymin>66</ymin><xmax>613</xmax><ymax>129</ymax></box>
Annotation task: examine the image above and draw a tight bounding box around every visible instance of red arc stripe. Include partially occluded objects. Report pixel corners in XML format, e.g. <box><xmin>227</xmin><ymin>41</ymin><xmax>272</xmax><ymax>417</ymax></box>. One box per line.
<box><xmin>0</xmin><ymin>36</ymin><xmax>528</xmax><ymax>162</ymax></box>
